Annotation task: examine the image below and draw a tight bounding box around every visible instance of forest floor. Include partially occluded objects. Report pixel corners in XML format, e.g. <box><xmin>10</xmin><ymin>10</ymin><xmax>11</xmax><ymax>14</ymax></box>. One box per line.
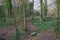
<box><xmin>19</xmin><ymin>19</ymin><xmax>56</xmax><ymax>40</ymax></box>
<box><xmin>0</xmin><ymin>22</ymin><xmax>23</xmax><ymax>40</ymax></box>
<box><xmin>0</xmin><ymin>19</ymin><xmax>59</xmax><ymax>40</ymax></box>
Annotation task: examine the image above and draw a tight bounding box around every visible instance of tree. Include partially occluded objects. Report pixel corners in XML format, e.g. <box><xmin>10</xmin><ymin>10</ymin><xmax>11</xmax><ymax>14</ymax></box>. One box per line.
<box><xmin>25</xmin><ymin>0</ymin><xmax>34</xmax><ymax>18</ymax></box>
<box><xmin>4</xmin><ymin>0</ymin><xmax>12</xmax><ymax>22</ymax></box>
<box><xmin>23</xmin><ymin>0</ymin><xmax>27</xmax><ymax>31</ymax></box>
<box><xmin>54</xmin><ymin>0</ymin><xmax>60</xmax><ymax>36</ymax></box>
<box><xmin>31</xmin><ymin>0</ymin><xmax>34</xmax><ymax>20</ymax></box>
<box><xmin>40</xmin><ymin>0</ymin><xmax>44</xmax><ymax>21</ymax></box>
<box><xmin>44</xmin><ymin>0</ymin><xmax>48</xmax><ymax>17</ymax></box>
<box><xmin>20</xmin><ymin>0</ymin><xmax>27</xmax><ymax>31</ymax></box>
<box><xmin>3</xmin><ymin>0</ymin><xmax>8</xmax><ymax>19</ymax></box>
<box><xmin>56</xmin><ymin>0</ymin><xmax>60</xmax><ymax>19</ymax></box>
<box><xmin>7</xmin><ymin>0</ymin><xmax>12</xmax><ymax>18</ymax></box>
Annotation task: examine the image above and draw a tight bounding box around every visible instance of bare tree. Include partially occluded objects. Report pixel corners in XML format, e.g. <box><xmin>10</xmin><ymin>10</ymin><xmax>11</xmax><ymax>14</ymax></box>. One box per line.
<box><xmin>56</xmin><ymin>0</ymin><xmax>60</xmax><ymax>19</ymax></box>
<box><xmin>40</xmin><ymin>0</ymin><xmax>44</xmax><ymax>21</ymax></box>
<box><xmin>44</xmin><ymin>0</ymin><xmax>48</xmax><ymax>18</ymax></box>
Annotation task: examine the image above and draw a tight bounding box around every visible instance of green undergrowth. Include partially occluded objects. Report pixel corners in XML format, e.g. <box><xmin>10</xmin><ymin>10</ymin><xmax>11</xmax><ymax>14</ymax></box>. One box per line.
<box><xmin>54</xmin><ymin>20</ymin><xmax>60</xmax><ymax>35</ymax></box>
<box><xmin>10</xmin><ymin>30</ymin><xmax>26</xmax><ymax>40</ymax></box>
<box><xmin>0</xmin><ymin>17</ymin><xmax>22</xmax><ymax>29</ymax></box>
<box><xmin>0</xmin><ymin>20</ymin><xmax>8</xmax><ymax>29</ymax></box>
<box><xmin>32</xmin><ymin>18</ymin><xmax>55</xmax><ymax>30</ymax></box>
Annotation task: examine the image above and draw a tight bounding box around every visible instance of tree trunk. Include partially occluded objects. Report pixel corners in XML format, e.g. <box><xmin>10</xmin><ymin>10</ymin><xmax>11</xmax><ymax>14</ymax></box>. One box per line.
<box><xmin>56</xmin><ymin>0</ymin><xmax>60</xmax><ymax>19</ymax></box>
<box><xmin>21</xmin><ymin>0</ymin><xmax>27</xmax><ymax>31</ymax></box>
<box><xmin>40</xmin><ymin>0</ymin><xmax>44</xmax><ymax>21</ymax></box>
<box><xmin>44</xmin><ymin>0</ymin><xmax>47</xmax><ymax>17</ymax></box>
<box><xmin>3</xmin><ymin>0</ymin><xmax>8</xmax><ymax>21</ymax></box>
<box><xmin>31</xmin><ymin>0</ymin><xmax>34</xmax><ymax>21</ymax></box>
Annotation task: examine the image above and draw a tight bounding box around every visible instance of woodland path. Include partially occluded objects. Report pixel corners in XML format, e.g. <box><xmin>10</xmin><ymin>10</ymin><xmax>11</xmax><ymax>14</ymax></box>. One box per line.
<box><xmin>19</xmin><ymin>18</ymin><xmax>56</xmax><ymax>40</ymax></box>
<box><xmin>0</xmin><ymin>18</ymin><xmax>56</xmax><ymax>40</ymax></box>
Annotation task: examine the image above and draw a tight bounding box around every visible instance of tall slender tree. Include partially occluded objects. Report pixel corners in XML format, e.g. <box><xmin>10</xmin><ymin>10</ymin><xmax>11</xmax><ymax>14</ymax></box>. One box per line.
<box><xmin>4</xmin><ymin>0</ymin><xmax>12</xmax><ymax>22</ymax></box>
<box><xmin>56</xmin><ymin>0</ymin><xmax>60</xmax><ymax>19</ymax></box>
<box><xmin>13</xmin><ymin>0</ymin><xmax>20</xmax><ymax>40</ymax></box>
<box><xmin>44</xmin><ymin>0</ymin><xmax>48</xmax><ymax>17</ymax></box>
<box><xmin>54</xmin><ymin>0</ymin><xmax>60</xmax><ymax>36</ymax></box>
<box><xmin>31</xmin><ymin>0</ymin><xmax>34</xmax><ymax>20</ymax></box>
<box><xmin>20</xmin><ymin>0</ymin><xmax>27</xmax><ymax>31</ymax></box>
<box><xmin>7</xmin><ymin>0</ymin><xmax>12</xmax><ymax>17</ymax></box>
<box><xmin>23</xmin><ymin>0</ymin><xmax>26</xmax><ymax>31</ymax></box>
<box><xmin>3</xmin><ymin>0</ymin><xmax>12</xmax><ymax>22</ymax></box>
<box><xmin>40</xmin><ymin>0</ymin><xmax>44</xmax><ymax>21</ymax></box>
<box><xmin>3</xmin><ymin>0</ymin><xmax>8</xmax><ymax>21</ymax></box>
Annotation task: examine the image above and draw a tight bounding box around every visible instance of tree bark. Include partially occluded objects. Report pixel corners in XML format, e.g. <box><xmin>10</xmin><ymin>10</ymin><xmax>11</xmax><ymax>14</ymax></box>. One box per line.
<box><xmin>40</xmin><ymin>0</ymin><xmax>44</xmax><ymax>21</ymax></box>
